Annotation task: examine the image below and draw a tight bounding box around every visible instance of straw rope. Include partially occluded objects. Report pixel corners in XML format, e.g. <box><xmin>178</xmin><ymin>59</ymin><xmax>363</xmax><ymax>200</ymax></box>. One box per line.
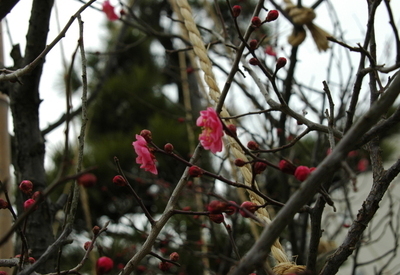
<box><xmin>284</xmin><ymin>0</ymin><xmax>330</xmax><ymax>51</ymax></box>
<box><xmin>175</xmin><ymin>0</ymin><xmax>305</xmax><ymax>272</ymax></box>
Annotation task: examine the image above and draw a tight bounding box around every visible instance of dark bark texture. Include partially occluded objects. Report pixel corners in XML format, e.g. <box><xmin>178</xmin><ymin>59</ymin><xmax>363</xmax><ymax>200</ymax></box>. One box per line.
<box><xmin>0</xmin><ymin>0</ymin><xmax>19</xmax><ymax>20</ymax></box>
<box><xmin>9</xmin><ymin>0</ymin><xmax>55</xmax><ymax>272</ymax></box>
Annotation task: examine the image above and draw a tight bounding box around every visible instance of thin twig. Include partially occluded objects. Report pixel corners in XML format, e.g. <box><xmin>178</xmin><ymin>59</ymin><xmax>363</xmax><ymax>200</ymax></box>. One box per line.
<box><xmin>113</xmin><ymin>157</ymin><xmax>156</xmax><ymax>226</ymax></box>
<box><xmin>0</xmin><ymin>0</ymin><xmax>96</xmax><ymax>82</ymax></box>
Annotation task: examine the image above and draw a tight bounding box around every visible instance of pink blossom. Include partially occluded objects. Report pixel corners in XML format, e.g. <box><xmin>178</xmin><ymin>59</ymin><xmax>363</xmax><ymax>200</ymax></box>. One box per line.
<box><xmin>102</xmin><ymin>1</ymin><xmax>119</xmax><ymax>21</ymax></box>
<box><xmin>132</xmin><ymin>135</ymin><xmax>158</xmax><ymax>174</ymax></box>
<box><xmin>196</xmin><ymin>107</ymin><xmax>224</xmax><ymax>153</ymax></box>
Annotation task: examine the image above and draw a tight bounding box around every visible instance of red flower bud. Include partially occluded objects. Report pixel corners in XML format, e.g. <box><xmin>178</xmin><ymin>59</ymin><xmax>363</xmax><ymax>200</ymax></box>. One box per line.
<box><xmin>249</xmin><ymin>39</ymin><xmax>258</xmax><ymax>50</ymax></box>
<box><xmin>348</xmin><ymin>150</ymin><xmax>358</xmax><ymax>157</ymax></box>
<box><xmin>249</xmin><ymin>57</ymin><xmax>260</xmax><ymax>66</ymax></box>
<box><xmin>225</xmin><ymin>124</ymin><xmax>237</xmax><ymax>137</ymax></box>
<box><xmin>247</xmin><ymin>140</ymin><xmax>259</xmax><ymax>150</ymax></box>
<box><xmin>207</xmin><ymin>200</ymin><xmax>227</xmax><ymax>214</ymax></box>
<box><xmin>29</xmin><ymin>257</ymin><xmax>35</xmax><ymax>264</ymax></box>
<box><xmin>19</xmin><ymin>180</ymin><xmax>33</xmax><ymax>194</ymax></box>
<box><xmin>276</xmin><ymin>57</ymin><xmax>287</xmax><ymax>71</ymax></box>
<box><xmin>266</xmin><ymin>10</ymin><xmax>279</xmax><ymax>22</ymax></box>
<box><xmin>279</xmin><ymin>160</ymin><xmax>297</xmax><ymax>175</ymax></box>
<box><xmin>0</xmin><ymin>199</ymin><xmax>9</xmax><ymax>209</ymax></box>
<box><xmin>232</xmin><ymin>5</ymin><xmax>242</xmax><ymax>18</ymax></box>
<box><xmin>113</xmin><ymin>175</ymin><xmax>127</xmax><ymax>186</ymax></box>
<box><xmin>265</xmin><ymin>45</ymin><xmax>277</xmax><ymax>56</ymax></box>
<box><xmin>169</xmin><ymin>252</ymin><xmax>180</xmax><ymax>261</ymax></box>
<box><xmin>224</xmin><ymin>201</ymin><xmax>238</xmax><ymax>215</ymax></box>
<box><xmin>140</xmin><ymin>129</ymin><xmax>152</xmax><ymax>142</ymax></box>
<box><xmin>96</xmin><ymin>256</ymin><xmax>114</xmax><ymax>275</ymax></box>
<box><xmin>209</xmin><ymin>213</ymin><xmax>224</xmax><ymax>224</ymax></box>
<box><xmin>253</xmin><ymin>162</ymin><xmax>267</xmax><ymax>174</ymax></box>
<box><xmin>294</xmin><ymin>166</ymin><xmax>311</xmax><ymax>181</ymax></box>
<box><xmin>31</xmin><ymin>191</ymin><xmax>42</xmax><ymax>201</ymax></box>
<box><xmin>23</xmin><ymin>199</ymin><xmax>37</xmax><ymax>211</ymax></box>
<box><xmin>239</xmin><ymin>201</ymin><xmax>258</xmax><ymax>217</ymax></box>
<box><xmin>251</xmin><ymin>16</ymin><xmax>262</xmax><ymax>28</ymax></box>
<box><xmin>78</xmin><ymin>173</ymin><xmax>97</xmax><ymax>187</ymax></box>
<box><xmin>92</xmin><ymin>225</ymin><xmax>100</xmax><ymax>235</ymax></box>
<box><xmin>234</xmin><ymin>158</ymin><xmax>246</xmax><ymax>167</ymax></box>
<box><xmin>84</xmin><ymin>241</ymin><xmax>91</xmax><ymax>251</ymax></box>
<box><xmin>158</xmin><ymin>261</ymin><xmax>172</xmax><ymax>272</ymax></box>
<box><xmin>188</xmin><ymin>166</ymin><xmax>203</xmax><ymax>177</ymax></box>
<box><xmin>164</xmin><ymin>143</ymin><xmax>174</xmax><ymax>153</ymax></box>
<box><xmin>358</xmin><ymin>158</ymin><xmax>369</xmax><ymax>172</ymax></box>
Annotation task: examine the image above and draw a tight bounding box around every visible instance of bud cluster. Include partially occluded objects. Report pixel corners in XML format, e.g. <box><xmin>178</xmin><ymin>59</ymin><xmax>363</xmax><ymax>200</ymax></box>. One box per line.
<box><xmin>206</xmin><ymin>200</ymin><xmax>260</xmax><ymax>223</ymax></box>
<box><xmin>18</xmin><ymin>180</ymin><xmax>41</xmax><ymax>212</ymax></box>
<box><xmin>251</xmin><ymin>10</ymin><xmax>279</xmax><ymax>28</ymax></box>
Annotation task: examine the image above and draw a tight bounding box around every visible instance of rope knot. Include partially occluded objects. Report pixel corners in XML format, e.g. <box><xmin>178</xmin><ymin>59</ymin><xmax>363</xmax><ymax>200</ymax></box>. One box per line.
<box><xmin>284</xmin><ymin>0</ymin><xmax>331</xmax><ymax>51</ymax></box>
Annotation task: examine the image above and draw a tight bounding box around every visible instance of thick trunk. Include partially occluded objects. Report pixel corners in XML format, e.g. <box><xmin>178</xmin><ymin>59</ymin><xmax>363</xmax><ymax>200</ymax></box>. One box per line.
<box><xmin>9</xmin><ymin>0</ymin><xmax>55</xmax><ymax>272</ymax></box>
<box><xmin>0</xmin><ymin>0</ymin><xmax>20</xmax><ymax>21</ymax></box>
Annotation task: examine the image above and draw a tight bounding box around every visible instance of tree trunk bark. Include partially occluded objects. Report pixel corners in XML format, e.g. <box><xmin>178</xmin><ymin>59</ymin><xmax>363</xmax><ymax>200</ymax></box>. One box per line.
<box><xmin>9</xmin><ymin>0</ymin><xmax>55</xmax><ymax>272</ymax></box>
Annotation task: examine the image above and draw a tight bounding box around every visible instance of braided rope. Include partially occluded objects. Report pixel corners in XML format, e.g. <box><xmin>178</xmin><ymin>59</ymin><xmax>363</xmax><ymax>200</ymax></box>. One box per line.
<box><xmin>175</xmin><ymin>0</ymin><xmax>306</xmax><ymax>270</ymax></box>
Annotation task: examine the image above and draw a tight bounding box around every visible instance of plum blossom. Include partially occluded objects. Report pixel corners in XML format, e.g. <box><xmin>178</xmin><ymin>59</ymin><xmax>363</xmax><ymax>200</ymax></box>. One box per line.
<box><xmin>196</xmin><ymin>107</ymin><xmax>224</xmax><ymax>153</ymax></box>
<box><xmin>102</xmin><ymin>1</ymin><xmax>119</xmax><ymax>21</ymax></box>
<box><xmin>132</xmin><ymin>135</ymin><xmax>157</xmax><ymax>174</ymax></box>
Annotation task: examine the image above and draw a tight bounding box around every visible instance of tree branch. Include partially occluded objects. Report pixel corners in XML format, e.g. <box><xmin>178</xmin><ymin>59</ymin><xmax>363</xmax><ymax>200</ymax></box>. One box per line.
<box><xmin>228</xmin><ymin>73</ymin><xmax>400</xmax><ymax>275</ymax></box>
